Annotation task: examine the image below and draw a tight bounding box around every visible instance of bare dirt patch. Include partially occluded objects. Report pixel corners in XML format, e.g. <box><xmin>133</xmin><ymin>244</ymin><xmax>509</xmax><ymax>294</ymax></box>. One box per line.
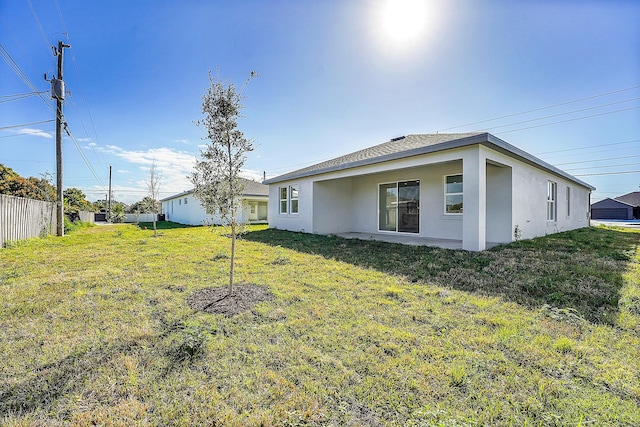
<box><xmin>187</xmin><ymin>283</ymin><xmax>274</xmax><ymax>317</ymax></box>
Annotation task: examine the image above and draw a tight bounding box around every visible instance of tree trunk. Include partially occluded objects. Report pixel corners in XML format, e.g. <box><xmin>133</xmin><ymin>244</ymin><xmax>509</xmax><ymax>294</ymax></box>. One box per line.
<box><xmin>229</xmin><ymin>218</ymin><xmax>236</xmax><ymax>296</ymax></box>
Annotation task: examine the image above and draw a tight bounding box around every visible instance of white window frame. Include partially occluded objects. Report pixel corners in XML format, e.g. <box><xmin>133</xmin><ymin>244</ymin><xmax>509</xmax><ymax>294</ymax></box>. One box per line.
<box><xmin>279</xmin><ymin>187</ymin><xmax>288</xmax><ymax>214</ymax></box>
<box><xmin>289</xmin><ymin>185</ymin><xmax>299</xmax><ymax>214</ymax></box>
<box><xmin>279</xmin><ymin>184</ymin><xmax>299</xmax><ymax>215</ymax></box>
<box><xmin>547</xmin><ymin>181</ymin><xmax>557</xmax><ymax>222</ymax></box>
<box><xmin>444</xmin><ymin>174</ymin><xmax>463</xmax><ymax>215</ymax></box>
<box><xmin>565</xmin><ymin>186</ymin><xmax>570</xmax><ymax>217</ymax></box>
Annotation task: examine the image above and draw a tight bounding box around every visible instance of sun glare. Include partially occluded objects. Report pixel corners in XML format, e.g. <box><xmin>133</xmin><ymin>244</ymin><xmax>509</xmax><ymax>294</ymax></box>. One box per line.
<box><xmin>380</xmin><ymin>0</ymin><xmax>429</xmax><ymax>44</ymax></box>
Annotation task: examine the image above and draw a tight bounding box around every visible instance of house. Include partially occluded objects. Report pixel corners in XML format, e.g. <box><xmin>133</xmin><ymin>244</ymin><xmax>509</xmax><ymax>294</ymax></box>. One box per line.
<box><xmin>161</xmin><ymin>178</ymin><xmax>269</xmax><ymax>226</ymax></box>
<box><xmin>591</xmin><ymin>191</ymin><xmax>640</xmax><ymax>220</ymax></box>
<box><xmin>263</xmin><ymin>132</ymin><xmax>594</xmax><ymax>251</ymax></box>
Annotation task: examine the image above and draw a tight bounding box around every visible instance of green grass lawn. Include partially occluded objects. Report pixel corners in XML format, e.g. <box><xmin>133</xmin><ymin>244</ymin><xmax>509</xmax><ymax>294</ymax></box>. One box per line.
<box><xmin>1</xmin><ymin>223</ymin><xmax>639</xmax><ymax>426</ymax></box>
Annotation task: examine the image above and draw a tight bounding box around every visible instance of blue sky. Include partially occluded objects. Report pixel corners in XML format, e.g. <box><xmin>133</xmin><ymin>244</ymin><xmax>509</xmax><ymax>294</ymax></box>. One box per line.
<box><xmin>1</xmin><ymin>0</ymin><xmax>638</xmax><ymax>204</ymax></box>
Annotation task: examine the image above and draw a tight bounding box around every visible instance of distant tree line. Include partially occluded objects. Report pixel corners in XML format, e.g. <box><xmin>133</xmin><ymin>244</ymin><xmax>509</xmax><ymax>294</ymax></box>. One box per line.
<box><xmin>0</xmin><ymin>164</ymin><xmax>56</xmax><ymax>202</ymax></box>
<box><xmin>0</xmin><ymin>164</ymin><xmax>160</xmax><ymax>220</ymax></box>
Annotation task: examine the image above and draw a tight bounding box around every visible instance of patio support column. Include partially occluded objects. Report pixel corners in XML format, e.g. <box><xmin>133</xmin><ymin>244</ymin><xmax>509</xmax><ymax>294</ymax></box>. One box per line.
<box><xmin>462</xmin><ymin>146</ymin><xmax>487</xmax><ymax>251</ymax></box>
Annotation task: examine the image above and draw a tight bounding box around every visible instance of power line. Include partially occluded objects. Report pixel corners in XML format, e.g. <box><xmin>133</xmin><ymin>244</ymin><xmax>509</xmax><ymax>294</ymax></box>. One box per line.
<box><xmin>26</xmin><ymin>0</ymin><xmax>51</xmax><ymax>50</ymax></box>
<box><xmin>534</xmin><ymin>138</ymin><xmax>640</xmax><ymax>155</ymax></box>
<box><xmin>565</xmin><ymin>162</ymin><xmax>640</xmax><ymax>172</ymax></box>
<box><xmin>480</xmin><ymin>98</ymin><xmax>640</xmax><ymax>132</ymax></box>
<box><xmin>437</xmin><ymin>85</ymin><xmax>640</xmax><ymax>132</ymax></box>
<box><xmin>0</xmin><ymin>129</ymin><xmax>55</xmax><ymax>139</ymax></box>
<box><xmin>65</xmin><ymin>126</ymin><xmax>107</xmax><ymax>189</ymax></box>
<box><xmin>67</xmin><ymin>92</ymin><xmax>109</xmax><ymax>170</ymax></box>
<box><xmin>0</xmin><ymin>44</ymin><xmax>54</xmax><ymax>115</ymax></box>
<box><xmin>0</xmin><ymin>11</ymin><xmax>49</xmax><ymax>111</ymax></box>
<box><xmin>494</xmin><ymin>106</ymin><xmax>640</xmax><ymax>135</ymax></box>
<box><xmin>0</xmin><ymin>119</ymin><xmax>55</xmax><ymax>131</ymax></box>
<box><xmin>54</xmin><ymin>0</ymin><xmax>109</xmax><ymax>170</ymax></box>
<box><xmin>555</xmin><ymin>154</ymin><xmax>640</xmax><ymax>166</ymax></box>
<box><xmin>0</xmin><ymin>91</ymin><xmax>47</xmax><ymax>103</ymax></box>
<box><xmin>574</xmin><ymin>170</ymin><xmax>640</xmax><ymax>177</ymax></box>
<box><xmin>268</xmin><ymin>137</ymin><xmax>640</xmax><ymax>177</ymax></box>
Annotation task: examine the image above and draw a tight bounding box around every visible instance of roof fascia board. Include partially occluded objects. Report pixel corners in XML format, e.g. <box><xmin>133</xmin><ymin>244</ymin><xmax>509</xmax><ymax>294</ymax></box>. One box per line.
<box><xmin>160</xmin><ymin>189</ymin><xmax>194</xmax><ymax>202</ymax></box>
<box><xmin>263</xmin><ymin>133</ymin><xmax>488</xmax><ymax>184</ymax></box>
<box><xmin>161</xmin><ymin>189</ymin><xmax>268</xmax><ymax>202</ymax></box>
<box><xmin>483</xmin><ymin>134</ymin><xmax>595</xmax><ymax>190</ymax></box>
<box><xmin>264</xmin><ymin>132</ymin><xmax>595</xmax><ymax>191</ymax></box>
<box><xmin>599</xmin><ymin>197</ymin><xmax>635</xmax><ymax>207</ymax></box>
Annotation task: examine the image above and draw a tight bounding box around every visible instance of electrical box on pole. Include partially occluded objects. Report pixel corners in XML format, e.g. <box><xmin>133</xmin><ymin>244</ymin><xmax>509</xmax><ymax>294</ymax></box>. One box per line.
<box><xmin>51</xmin><ymin>78</ymin><xmax>65</xmax><ymax>100</ymax></box>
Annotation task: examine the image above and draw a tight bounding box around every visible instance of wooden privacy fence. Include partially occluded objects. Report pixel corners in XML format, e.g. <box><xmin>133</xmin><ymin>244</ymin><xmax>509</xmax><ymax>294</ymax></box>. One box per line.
<box><xmin>0</xmin><ymin>194</ymin><xmax>55</xmax><ymax>247</ymax></box>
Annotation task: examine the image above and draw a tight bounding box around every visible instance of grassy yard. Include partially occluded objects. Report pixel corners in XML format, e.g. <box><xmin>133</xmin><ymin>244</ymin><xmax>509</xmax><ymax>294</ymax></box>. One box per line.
<box><xmin>1</xmin><ymin>223</ymin><xmax>639</xmax><ymax>426</ymax></box>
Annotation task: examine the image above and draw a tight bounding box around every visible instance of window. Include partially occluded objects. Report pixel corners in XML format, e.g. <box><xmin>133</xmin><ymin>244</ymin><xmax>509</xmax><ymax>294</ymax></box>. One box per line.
<box><xmin>445</xmin><ymin>174</ymin><xmax>463</xmax><ymax>214</ymax></box>
<box><xmin>184</xmin><ymin>197</ymin><xmax>188</xmax><ymax>205</ymax></box>
<box><xmin>379</xmin><ymin>183</ymin><xmax>397</xmax><ymax>231</ymax></box>
<box><xmin>279</xmin><ymin>187</ymin><xmax>288</xmax><ymax>214</ymax></box>
<box><xmin>179</xmin><ymin>198</ymin><xmax>182</xmax><ymax>205</ymax></box>
<box><xmin>279</xmin><ymin>185</ymin><xmax>299</xmax><ymax>215</ymax></box>
<box><xmin>378</xmin><ymin>180</ymin><xmax>419</xmax><ymax>233</ymax></box>
<box><xmin>290</xmin><ymin>185</ymin><xmax>299</xmax><ymax>214</ymax></box>
<box><xmin>566</xmin><ymin>187</ymin><xmax>570</xmax><ymax>217</ymax></box>
<box><xmin>547</xmin><ymin>181</ymin><xmax>557</xmax><ymax>221</ymax></box>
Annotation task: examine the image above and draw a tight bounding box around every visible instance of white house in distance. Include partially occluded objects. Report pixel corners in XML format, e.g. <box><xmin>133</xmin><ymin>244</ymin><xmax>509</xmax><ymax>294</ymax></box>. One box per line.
<box><xmin>161</xmin><ymin>178</ymin><xmax>269</xmax><ymax>226</ymax></box>
<box><xmin>263</xmin><ymin>132</ymin><xmax>594</xmax><ymax>251</ymax></box>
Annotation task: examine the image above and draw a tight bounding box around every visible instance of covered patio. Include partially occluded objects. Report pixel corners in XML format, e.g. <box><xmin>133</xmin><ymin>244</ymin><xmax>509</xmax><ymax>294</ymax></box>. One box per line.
<box><xmin>333</xmin><ymin>232</ymin><xmax>502</xmax><ymax>250</ymax></box>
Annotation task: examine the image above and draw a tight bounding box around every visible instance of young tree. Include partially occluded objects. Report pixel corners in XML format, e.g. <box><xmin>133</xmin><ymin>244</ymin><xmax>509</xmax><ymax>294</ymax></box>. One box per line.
<box><xmin>191</xmin><ymin>70</ymin><xmax>257</xmax><ymax>296</ymax></box>
<box><xmin>126</xmin><ymin>197</ymin><xmax>160</xmax><ymax>214</ymax></box>
<box><xmin>146</xmin><ymin>160</ymin><xmax>161</xmax><ymax>237</ymax></box>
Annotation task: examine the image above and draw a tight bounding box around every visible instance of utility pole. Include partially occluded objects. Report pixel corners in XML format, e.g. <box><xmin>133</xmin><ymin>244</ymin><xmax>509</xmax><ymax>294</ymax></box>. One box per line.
<box><xmin>107</xmin><ymin>165</ymin><xmax>112</xmax><ymax>222</ymax></box>
<box><xmin>52</xmin><ymin>40</ymin><xmax>70</xmax><ymax>236</ymax></box>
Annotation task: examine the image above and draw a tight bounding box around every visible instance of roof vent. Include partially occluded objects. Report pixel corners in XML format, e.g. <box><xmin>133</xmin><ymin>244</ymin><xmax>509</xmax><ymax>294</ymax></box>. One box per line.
<box><xmin>390</xmin><ymin>136</ymin><xmax>406</xmax><ymax>142</ymax></box>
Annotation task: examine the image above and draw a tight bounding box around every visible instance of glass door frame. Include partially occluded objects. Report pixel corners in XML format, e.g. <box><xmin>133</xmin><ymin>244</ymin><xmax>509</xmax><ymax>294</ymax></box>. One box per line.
<box><xmin>378</xmin><ymin>179</ymin><xmax>420</xmax><ymax>233</ymax></box>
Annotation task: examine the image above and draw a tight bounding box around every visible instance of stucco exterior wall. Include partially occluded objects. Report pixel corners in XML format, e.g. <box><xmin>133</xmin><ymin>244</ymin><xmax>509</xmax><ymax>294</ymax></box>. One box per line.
<box><xmin>162</xmin><ymin>194</ymin><xmax>204</xmax><ymax>225</ymax></box>
<box><xmin>163</xmin><ymin>194</ymin><xmax>268</xmax><ymax>226</ymax></box>
<box><xmin>267</xmin><ymin>143</ymin><xmax>592</xmax><ymax>250</ymax></box>
<box><xmin>268</xmin><ymin>180</ymin><xmax>314</xmax><ymax>232</ymax></box>
<box><xmin>474</xmin><ymin>146</ymin><xmax>591</xmax><ymax>241</ymax></box>
<box><xmin>346</xmin><ymin>161</ymin><xmax>465</xmax><ymax>240</ymax></box>
<box><xmin>486</xmin><ymin>163</ymin><xmax>512</xmax><ymax>243</ymax></box>
<box><xmin>313</xmin><ymin>178</ymin><xmax>353</xmax><ymax>234</ymax></box>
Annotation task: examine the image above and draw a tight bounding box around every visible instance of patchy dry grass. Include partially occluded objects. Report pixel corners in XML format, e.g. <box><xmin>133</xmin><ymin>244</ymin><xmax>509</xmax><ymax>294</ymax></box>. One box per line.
<box><xmin>0</xmin><ymin>223</ymin><xmax>639</xmax><ymax>426</ymax></box>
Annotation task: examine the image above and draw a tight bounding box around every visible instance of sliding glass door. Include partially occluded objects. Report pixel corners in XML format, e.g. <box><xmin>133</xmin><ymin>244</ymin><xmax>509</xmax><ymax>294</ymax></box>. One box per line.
<box><xmin>379</xmin><ymin>183</ymin><xmax>397</xmax><ymax>231</ymax></box>
<box><xmin>379</xmin><ymin>180</ymin><xmax>419</xmax><ymax>233</ymax></box>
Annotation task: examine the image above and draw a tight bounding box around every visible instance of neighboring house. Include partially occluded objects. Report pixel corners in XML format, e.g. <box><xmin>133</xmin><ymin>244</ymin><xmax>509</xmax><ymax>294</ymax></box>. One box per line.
<box><xmin>263</xmin><ymin>132</ymin><xmax>594</xmax><ymax>251</ymax></box>
<box><xmin>591</xmin><ymin>191</ymin><xmax>640</xmax><ymax>220</ymax></box>
<box><xmin>161</xmin><ymin>178</ymin><xmax>269</xmax><ymax>226</ymax></box>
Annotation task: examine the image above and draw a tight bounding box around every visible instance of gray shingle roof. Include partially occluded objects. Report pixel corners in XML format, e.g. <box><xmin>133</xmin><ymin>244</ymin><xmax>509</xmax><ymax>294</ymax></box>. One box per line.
<box><xmin>264</xmin><ymin>133</ymin><xmax>483</xmax><ymax>184</ymax></box>
<box><xmin>160</xmin><ymin>177</ymin><xmax>268</xmax><ymax>202</ymax></box>
<box><xmin>591</xmin><ymin>197</ymin><xmax>635</xmax><ymax>208</ymax></box>
<box><xmin>615</xmin><ymin>191</ymin><xmax>640</xmax><ymax>207</ymax></box>
<box><xmin>241</xmin><ymin>178</ymin><xmax>269</xmax><ymax>196</ymax></box>
<box><xmin>263</xmin><ymin>132</ymin><xmax>595</xmax><ymax>190</ymax></box>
